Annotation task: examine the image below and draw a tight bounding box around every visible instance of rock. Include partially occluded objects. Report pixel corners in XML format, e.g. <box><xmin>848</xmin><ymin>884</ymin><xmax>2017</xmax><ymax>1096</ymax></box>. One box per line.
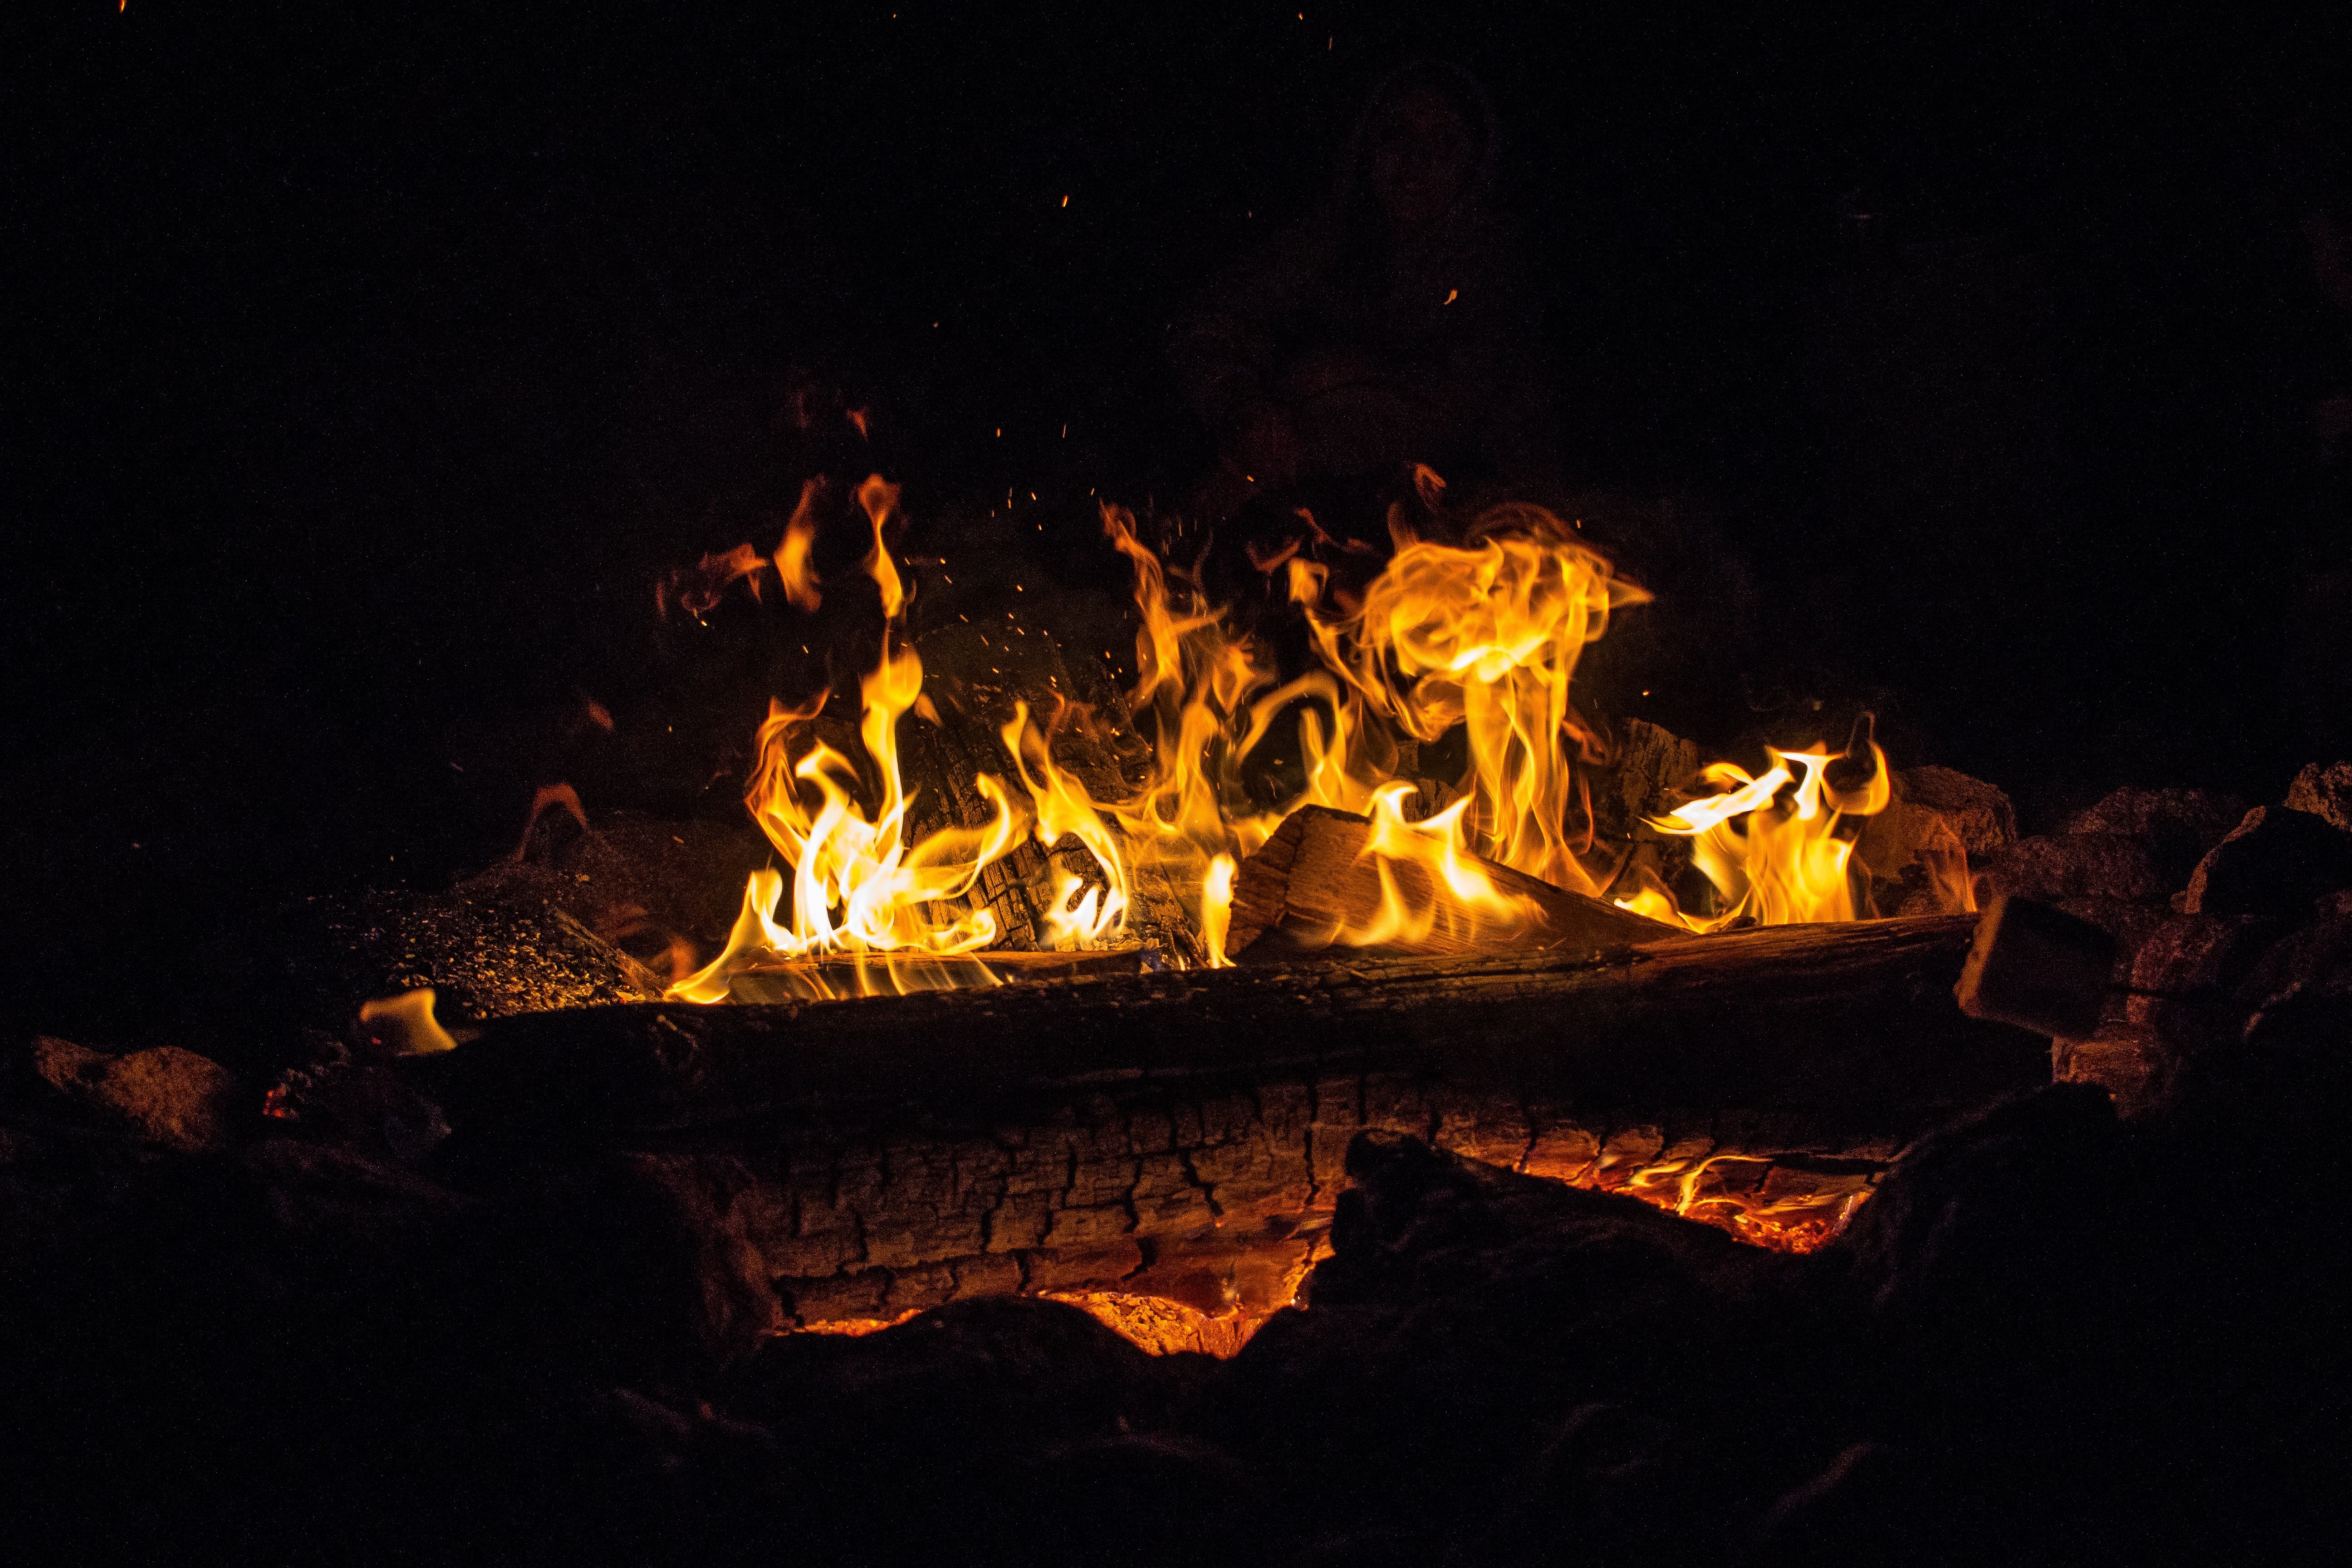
<box><xmin>239</xmin><ymin>1137</ymin><xmax>473</xmax><ymax>1242</ymax></box>
<box><xmin>2061</xmin><ymin>786</ymin><xmax>2249</xmax><ymax>889</ymax></box>
<box><xmin>2284</xmin><ymin>761</ymin><xmax>2352</xmax><ymax>833</ymax></box>
<box><xmin>1984</xmin><ymin>833</ymin><xmax>2168</xmax><ymax>902</ymax></box>
<box><xmin>612</xmin><ymin>1152</ymin><xmax>786</xmax><ymax>1367</ymax></box>
<box><xmin>1824</xmin><ymin>1084</ymin><xmax>2128</xmax><ymax>1421</ymax></box>
<box><xmin>2049</xmin><ymin>898</ymin><xmax>2174</xmax><ymax>983</ymax></box>
<box><xmin>2052</xmin><ymin>1024</ymin><xmax>2173</xmax><ymax>1118</ymax></box>
<box><xmin>2127</xmin><ymin>913</ymin><xmax>2277</xmax><ymax>997</ymax></box>
<box><xmin>1887</xmin><ymin>765</ymin><xmax>2018</xmax><ymax>858</ymax></box>
<box><xmin>27</xmin><ymin>1037</ymin><xmax>240</xmax><ymax>1153</ymax></box>
<box><xmin>1855</xmin><ymin>766</ymin><xmax>2016</xmax><ymax>916</ymax></box>
<box><xmin>2180</xmin><ymin>806</ymin><xmax>2352</xmax><ymax>916</ymax></box>
<box><xmin>2234</xmin><ymin>913</ymin><xmax>2352</xmax><ymax>1054</ymax></box>
<box><xmin>1202</xmin><ymin>1132</ymin><xmax>1811</xmax><ymax>1555</ymax></box>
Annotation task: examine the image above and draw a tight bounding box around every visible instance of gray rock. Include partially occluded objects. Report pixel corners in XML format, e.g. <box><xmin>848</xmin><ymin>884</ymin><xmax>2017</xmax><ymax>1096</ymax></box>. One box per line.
<box><xmin>2127</xmin><ymin>914</ymin><xmax>2276</xmax><ymax>997</ymax></box>
<box><xmin>1986</xmin><ymin>833</ymin><xmax>2168</xmax><ymax>903</ymax></box>
<box><xmin>2060</xmin><ymin>786</ymin><xmax>2250</xmax><ymax>889</ymax></box>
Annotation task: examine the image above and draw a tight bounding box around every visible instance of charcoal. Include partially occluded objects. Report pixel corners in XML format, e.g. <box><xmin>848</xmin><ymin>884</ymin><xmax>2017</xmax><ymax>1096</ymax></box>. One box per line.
<box><xmin>1200</xmin><ymin>1131</ymin><xmax>1817</xmax><ymax>1555</ymax></box>
<box><xmin>2060</xmin><ymin>784</ymin><xmax>2249</xmax><ymax>887</ymax></box>
<box><xmin>2283</xmin><ymin>760</ymin><xmax>2352</xmax><ymax>832</ymax></box>
<box><xmin>2179</xmin><ymin>804</ymin><xmax>2352</xmax><ymax>916</ymax></box>
<box><xmin>24</xmin><ymin>1036</ymin><xmax>241</xmax><ymax>1153</ymax></box>
<box><xmin>1590</xmin><ymin>715</ymin><xmax>1705</xmax><ymax>840</ymax></box>
<box><xmin>1984</xmin><ymin>832</ymin><xmax>2168</xmax><ymax>902</ymax></box>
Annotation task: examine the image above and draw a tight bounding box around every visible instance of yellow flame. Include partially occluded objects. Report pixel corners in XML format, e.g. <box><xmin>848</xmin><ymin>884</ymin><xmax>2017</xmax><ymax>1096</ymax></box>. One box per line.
<box><xmin>672</xmin><ymin>470</ymin><xmax>1905</xmax><ymax>999</ymax></box>
<box><xmin>357</xmin><ymin>988</ymin><xmax>459</xmax><ymax>1056</ymax></box>
<box><xmin>1300</xmin><ymin>518</ymin><xmax>1650</xmax><ymax>894</ymax></box>
<box><xmin>667</xmin><ymin>475</ymin><xmax>1035</xmax><ymax>1004</ymax></box>
<box><xmin>1000</xmin><ymin>699</ymin><xmax>1131</xmax><ymax>949</ymax></box>
<box><xmin>1639</xmin><ymin>743</ymin><xmax>1891</xmax><ymax>930</ymax></box>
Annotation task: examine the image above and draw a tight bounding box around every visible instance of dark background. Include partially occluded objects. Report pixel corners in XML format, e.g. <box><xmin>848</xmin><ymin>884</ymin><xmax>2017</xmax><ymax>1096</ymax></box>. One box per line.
<box><xmin>7</xmin><ymin>2</ymin><xmax>2348</xmax><ymax>1049</ymax></box>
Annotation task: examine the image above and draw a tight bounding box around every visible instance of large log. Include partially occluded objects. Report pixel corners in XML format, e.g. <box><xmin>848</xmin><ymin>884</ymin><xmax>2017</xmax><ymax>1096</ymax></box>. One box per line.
<box><xmin>407</xmin><ymin>919</ymin><xmax>2048</xmax><ymax>1336</ymax></box>
<box><xmin>1223</xmin><ymin>803</ymin><xmax>1681</xmax><ymax>959</ymax></box>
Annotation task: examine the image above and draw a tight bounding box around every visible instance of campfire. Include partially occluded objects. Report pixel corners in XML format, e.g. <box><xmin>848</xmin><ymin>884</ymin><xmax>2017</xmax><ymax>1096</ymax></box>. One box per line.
<box><xmin>20</xmin><ymin>471</ymin><xmax>2348</xmax><ymax>1563</ymax></box>
<box><xmin>282</xmin><ymin>471</ymin><xmax>2070</xmax><ymax>1363</ymax></box>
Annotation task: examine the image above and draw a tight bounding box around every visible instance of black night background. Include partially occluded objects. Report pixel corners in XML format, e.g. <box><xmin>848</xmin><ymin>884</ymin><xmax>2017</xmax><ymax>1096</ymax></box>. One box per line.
<box><xmin>12</xmin><ymin>6</ymin><xmax>2349</xmax><ymax>1046</ymax></box>
<box><xmin>9</xmin><ymin>7</ymin><xmax>2352</xmax><ymax>1563</ymax></box>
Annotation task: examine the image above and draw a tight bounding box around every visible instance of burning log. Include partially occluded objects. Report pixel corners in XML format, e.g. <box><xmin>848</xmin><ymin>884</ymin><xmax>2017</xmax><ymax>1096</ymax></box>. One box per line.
<box><xmin>1221</xmin><ymin>804</ymin><xmax>1679</xmax><ymax>959</ymax></box>
<box><xmin>407</xmin><ymin>917</ymin><xmax>2047</xmax><ymax>1335</ymax></box>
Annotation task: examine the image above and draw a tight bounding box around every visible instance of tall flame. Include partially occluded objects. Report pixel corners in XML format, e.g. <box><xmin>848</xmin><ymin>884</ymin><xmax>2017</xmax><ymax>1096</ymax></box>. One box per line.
<box><xmin>1297</xmin><ymin>513</ymin><xmax>1650</xmax><ymax>893</ymax></box>
<box><xmin>669</xmin><ymin>478</ymin><xmax>1034</xmax><ymax>1002</ymax></box>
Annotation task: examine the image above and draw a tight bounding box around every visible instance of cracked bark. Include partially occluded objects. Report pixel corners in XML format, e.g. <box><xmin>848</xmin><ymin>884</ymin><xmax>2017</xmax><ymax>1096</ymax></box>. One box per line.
<box><xmin>412</xmin><ymin>917</ymin><xmax>2046</xmax><ymax>1330</ymax></box>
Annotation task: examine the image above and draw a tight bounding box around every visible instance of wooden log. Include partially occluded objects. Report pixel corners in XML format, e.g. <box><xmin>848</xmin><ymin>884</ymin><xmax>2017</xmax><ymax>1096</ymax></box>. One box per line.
<box><xmin>404</xmin><ymin>919</ymin><xmax>2046</xmax><ymax>1332</ymax></box>
<box><xmin>409</xmin><ymin>917</ymin><xmax>2033</xmax><ymax>1142</ymax></box>
<box><xmin>1224</xmin><ymin>804</ymin><xmax>1683</xmax><ymax>959</ymax></box>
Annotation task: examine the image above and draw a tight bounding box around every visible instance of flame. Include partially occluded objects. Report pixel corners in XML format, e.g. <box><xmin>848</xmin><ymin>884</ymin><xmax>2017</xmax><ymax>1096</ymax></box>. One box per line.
<box><xmin>1639</xmin><ymin>740</ymin><xmax>1891</xmax><ymax>930</ymax></box>
<box><xmin>670</xmin><ymin>470</ymin><xmax>1903</xmax><ymax>998</ymax></box>
<box><xmin>1299</xmin><ymin>517</ymin><xmax>1650</xmax><ymax>894</ymax></box>
<box><xmin>1000</xmin><ymin>699</ymin><xmax>1131</xmax><ymax>949</ymax></box>
<box><xmin>774</xmin><ymin>477</ymin><xmax>824</xmax><ymax>612</ymax></box>
<box><xmin>357</xmin><ymin>988</ymin><xmax>459</xmax><ymax>1056</ymax></box>
<box><xmin>668</xmin><ymin>477</ymin><xmax>1037</xmax><ymax>1003</ymax></box>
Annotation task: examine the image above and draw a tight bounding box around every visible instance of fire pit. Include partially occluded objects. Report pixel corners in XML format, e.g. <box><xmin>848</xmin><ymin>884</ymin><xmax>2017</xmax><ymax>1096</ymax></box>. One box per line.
<box><xmin>268</xmin><ymin>478</ymin><xmax>2072</xmax><ymax>1358</ymax></box>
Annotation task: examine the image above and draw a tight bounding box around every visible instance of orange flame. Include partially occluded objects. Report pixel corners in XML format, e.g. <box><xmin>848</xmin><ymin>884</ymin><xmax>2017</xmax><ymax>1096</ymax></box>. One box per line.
<box><xmin>668</xmin><ymin>476</ymin><xmax>1036</xmax><ymax>1003</ymax></box>
<box><xmin>1633</xmin><ymin>739</ymin><xmax>1891</xmax><ymax>930</ymax></box>
<box><xmin>1298</xmin><ymin>518</ymin><xmax>1650</xmax><ymax>894</ymax></box>
<box><xmin>671</xmin><ymin>470</ymin><xmax>1906</xmax><ymax>997</ymax></box>
<box><xmin>774</xmin><ymin>477</ymin><xmax>824</xmax><ymax>612</ymax></box>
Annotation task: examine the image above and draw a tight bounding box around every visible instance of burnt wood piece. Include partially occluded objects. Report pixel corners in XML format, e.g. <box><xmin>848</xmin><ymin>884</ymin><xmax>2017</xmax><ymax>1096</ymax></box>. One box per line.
<box><xmin>409</xmin><ymin>916</ymin><xmax>2035</xmax><ymax>1145</ymax></box>
<box><xmin>405</xmin><ymin>916</ymin><xmax>2045</xmax><ymax>1332</ymax></box>
<box><xmin>721</xmin><ymin>946</ymin><xmax>1161</xmax><ymax>1002</ymax></box>
<box><xmin>1223</xmin><ymin>804</ymin><xmax>1681</xmax><ymax>960</ymax></box>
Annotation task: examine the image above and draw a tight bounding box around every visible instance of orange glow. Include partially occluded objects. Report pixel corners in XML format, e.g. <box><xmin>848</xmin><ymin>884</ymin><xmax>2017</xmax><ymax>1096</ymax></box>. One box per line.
<box><xmin>1614</xmin><ymin>1151</ymin><xmax>1875</xmax><ymax>1252</ymax></box>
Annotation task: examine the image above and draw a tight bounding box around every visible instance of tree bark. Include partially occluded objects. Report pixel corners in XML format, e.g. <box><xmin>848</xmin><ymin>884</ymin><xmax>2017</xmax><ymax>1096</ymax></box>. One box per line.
<box><xmin>406</xmin><ymin>919</ymin><xmax>2047</xmax><ymax>1332</ymax></box>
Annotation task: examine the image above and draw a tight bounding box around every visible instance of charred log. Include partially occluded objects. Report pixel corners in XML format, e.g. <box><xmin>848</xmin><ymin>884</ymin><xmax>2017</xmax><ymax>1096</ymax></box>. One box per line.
<box><xmin>407</xmin><ymin>918</ymin><xmax>2046</xmax><ymax>1329</ymax></box>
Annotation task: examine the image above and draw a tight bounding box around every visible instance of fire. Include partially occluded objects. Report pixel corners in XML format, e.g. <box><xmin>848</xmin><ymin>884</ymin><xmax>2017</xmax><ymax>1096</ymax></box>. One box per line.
<box><xmin>1628</xmin><ymin>733</ymin><xmax>1892</xmax><ymax>931</ymax></box>
<box><xmin>669</xmin><ymin>479</ymin><xmax>1035</xmax><ymax>1002</ymax></box>
<box><xmin>1298</xmin><ymin>511</ymin><xmax>1649</xmax><ymax>895</ymax></box>
<box><xmin>1617</xmin><ymin>1151</ymin><xmax>1876</xmax><ymax>1252</ymax></box>
<box><xmin>667</xmin><ymin>472</ymin><xmax>1903</xmax><ymax>1000</ymax></box>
